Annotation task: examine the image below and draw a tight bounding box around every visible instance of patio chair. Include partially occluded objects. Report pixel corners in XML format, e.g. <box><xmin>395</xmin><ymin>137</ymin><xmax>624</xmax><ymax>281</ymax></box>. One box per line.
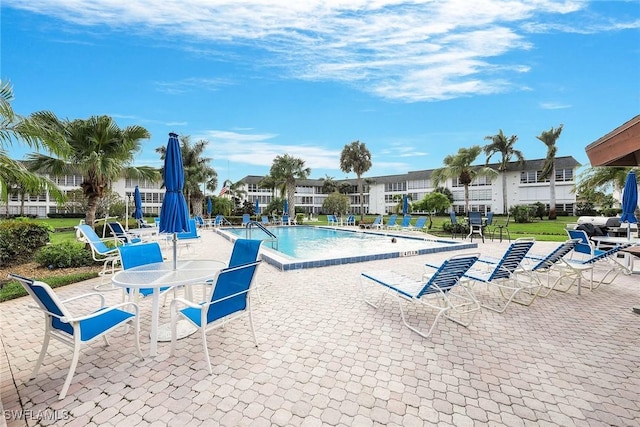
<box><xmin>518</xmin><ymin>239</ymin><xmax>580</xmax><ymax>298</ymax></box>
<box><xmin>194</xmin><ymin>215</ymin><xmax>206</xmax><ymax>228</ymax></box>
<box><xmin>467</xmin><ymin>211</ymin><xmax>485</xmax><ymax>243</ymax></box>
<box><xmin>137</xmin><ymin>218</ymin><xmax>153</xmax><ymax>228</ymax></box>
<box><xmin>9</xmin><ymin>273</ymin><xmax>143</xmax><ymax>400</ymax></box>
<box><xmin>261</xmin><ymin>215</ymin><xmax>271</xmax><ymax>226</ymax></box>
<box><xmin>241</xmin><ymin>214</ymin><xmax>251</xmax><ymax>226</ymax></box>
<box><xmin>360</xmin><ymin>253</ymin><xmax>480</xmax><ymax>338</ymax></box>
<box><xmin>489</xmin><ymin>214</ymin><xmax>511</xmax><ymax>242</ymax></box>
<box><xmin>346</xmin><ymin>214</ymin><xmax>356</xmax><ymax>226</ymax></box>
<box><xmin>383</xmin><ymin>214</ymin><xmax>398</xmax><ymax>230</ymax></box>
<box><xmin>76</xmin><ymin>224</ymin><xmax>122</xmax><ymax>288</ymax></box>
<box><xmin>462</xmin><ymin>237</ymin><xmax>536</xmax><ymax>313</ymax></box>
<box><xmin>364</xmin><ymin>215</ymin><xmax>383</xmax><ymax>229</ymax></box>
<box><xmin>176</xmin><ymin>219</ymin><xmax>201</xmax><ymax>255</ymax></box>
<box><xmin>327</xmin><ymin>214</ymin><xmax>339</xmax><ymax>226</ymax></box>
<box><xmin>406</xmin><ymin>216</ymin><xmax>427</xmax><ymax>232</ymax></box>
<box><xmin>566</xmin><ymin>229</ymin><xmax>605</xmax><ymax>259</ymax></box>
<box><xmin>107</xmin><ymin>221</ymin><xmax>142</xmax><ymax>245</ymax></box>
<box><xmin>554</xmin><ymin>243</ymin><xmax>633</xmax><ymax>294</ymax></box>
<box><xmin>485</xmin><ymin>212</ymin><xmax>494</xmax><ymax>226</ymax></box>
<box><xmin>393</xmin><ymin>214</ymin><xmax>412</xmax><ymax>230</ymax></box>
<box><xmin>170</xmin><ymin>259</ymin><xmax>262</xmax><ymax>374</ymax></box>
<box><xmin>118</xmin><ymin>241</ymin><xmax>175</xmax><ymax>304</ymax></box>
<box><xmin>449</xmin><ymin>212</ymin><xmax>465</xmax><ymax>239</ymax></box>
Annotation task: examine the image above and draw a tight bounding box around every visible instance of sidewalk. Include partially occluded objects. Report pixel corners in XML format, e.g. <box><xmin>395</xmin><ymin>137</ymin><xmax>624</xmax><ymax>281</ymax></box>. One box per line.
<box><xmin>1</xmin><ymin>230</ymin><xmax>639</xmax><ymax>426</ymax></box>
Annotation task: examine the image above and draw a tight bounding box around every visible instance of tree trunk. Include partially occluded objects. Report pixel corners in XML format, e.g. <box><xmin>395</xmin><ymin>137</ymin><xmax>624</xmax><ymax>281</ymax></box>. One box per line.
<box><xmin>357</xmin><ymin>175</ymin><xmax>364</xmax><ymax>221</ymax></box>
<box><xmin>464</xmin><ymin>184</ymin><xmax>470</xmax><ymax>214</ymax></box>
<box><xmin>548</xmin><ymin>167</ymin><xmax>557</xmax><ymax>220</ymax></box>
<box><xmin>501</xmin><ymin>171</ymin><xmax>508</xmax><ymax>215</ymax></box>
<box><xmin>287</xmin><ymin>180</ymin><xmax>295</xmax><ymax>216</ymax></box>
<box><xmin>86</xmin><ymin>195</ymin><xmax>99</xmax><ymax>227</ymax></box>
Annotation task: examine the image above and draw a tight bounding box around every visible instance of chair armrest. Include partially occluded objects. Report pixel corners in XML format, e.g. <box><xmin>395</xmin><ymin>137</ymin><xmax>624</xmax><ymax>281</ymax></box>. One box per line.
<box><xmin>60</xmin><ymin>292</ymin><xmax>106</xmax><ymax>306</ymax></box>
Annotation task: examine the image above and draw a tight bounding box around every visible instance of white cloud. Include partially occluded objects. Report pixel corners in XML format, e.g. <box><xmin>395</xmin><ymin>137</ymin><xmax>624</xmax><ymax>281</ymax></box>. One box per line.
<box><xmin>6</xmin><ymin>0</ymin><xmax>633</xmax><ymax>102</ymax></box>
<box><xmin>540</xmin><ymin>102</ymin><xmax>571</xmax><ymax>110</ymax></box>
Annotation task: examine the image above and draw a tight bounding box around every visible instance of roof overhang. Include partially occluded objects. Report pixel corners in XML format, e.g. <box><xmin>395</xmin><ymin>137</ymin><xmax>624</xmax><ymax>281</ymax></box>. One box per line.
<box><xmin>585</xmin><ymin>115</ymin><xmax>640</xmax><ymax>166</ymax></box>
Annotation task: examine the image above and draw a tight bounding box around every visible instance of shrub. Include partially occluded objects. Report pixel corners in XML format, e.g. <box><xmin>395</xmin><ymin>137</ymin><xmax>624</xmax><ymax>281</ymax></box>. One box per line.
<box><xmin>34</xmin><ymin>242</ymin><xmax>96</xmax><ymax>269</ymax></box>
<box><xmin>0</xmin><ymin>220</ymin><xmax>51</xmax><ymax>267</ymax></box>
<box><xmin>509</xmin><ymin>205</ymin><xmax>533</xmax><ymax>223</ymax></box>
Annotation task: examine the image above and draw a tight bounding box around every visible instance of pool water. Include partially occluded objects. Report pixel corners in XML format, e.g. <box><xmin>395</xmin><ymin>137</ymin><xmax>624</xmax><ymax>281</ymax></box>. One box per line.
<box><xmin>217</xmin><ymin>226</ymin><xmax>476</xmax><ymax>271</ymax></box>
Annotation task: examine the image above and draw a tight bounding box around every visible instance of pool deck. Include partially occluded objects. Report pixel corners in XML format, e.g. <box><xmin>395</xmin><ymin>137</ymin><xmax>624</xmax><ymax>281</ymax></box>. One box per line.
<box><xmin>1</xmin><ymin>228</ymin><xmax>639</xmax><ymax>426</ymax></box>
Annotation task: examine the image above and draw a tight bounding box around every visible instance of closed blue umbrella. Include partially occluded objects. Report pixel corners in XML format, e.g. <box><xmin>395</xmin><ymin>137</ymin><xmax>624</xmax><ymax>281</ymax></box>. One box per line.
<box><xmin>402</xmin><ymin>195</ymin><xmax>409</xmax><ymax>215</ymax></box>
<box><xmin>207</xmin><ymin>197</ymin><xmax>212</xmax><ymax>217</ymax></box>
<box><xmin>159</xmin><ymin>132</ymin><xmax>189</xmax><ymax>268</ymax></box>
<box><xmin>255</xmin><ymin>199</ymin><xmax>259</xmax><ymax>216</ymax></box>
<box><xmin>620</xmin><ymin>170</ymin><xmax>638</xmax><ymax>239</ymax></box>
<box><xmin>133</xmin><ymin>186</ymin><xmax>143</xmax><ymax>220</ymax></box>
<box><xmin>283</xmin><ymin>199</ymin><xmax>288</xmax><ymax>215</ymax></box>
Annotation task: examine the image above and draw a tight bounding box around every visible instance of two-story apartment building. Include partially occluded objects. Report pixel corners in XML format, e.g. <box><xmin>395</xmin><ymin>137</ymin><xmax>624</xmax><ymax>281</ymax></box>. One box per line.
<box><xmin>1</xmin><ymin>156</ymin><xmax>580</xmax><ymax>218</ymax></box>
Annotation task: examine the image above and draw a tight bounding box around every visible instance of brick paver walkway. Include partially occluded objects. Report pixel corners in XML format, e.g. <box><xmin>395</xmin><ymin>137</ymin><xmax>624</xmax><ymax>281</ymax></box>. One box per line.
<box><xmin>1</xmin><ymin>230</ymin><xmax>639</xmax><ymax>426</ymax></box>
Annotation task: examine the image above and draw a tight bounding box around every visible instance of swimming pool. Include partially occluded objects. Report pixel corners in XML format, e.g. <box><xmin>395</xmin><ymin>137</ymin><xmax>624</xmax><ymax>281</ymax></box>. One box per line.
<box><xmin>216</xmin><ymin>226</ymin><xmax>476</xmax><ymax>271</ymax></box>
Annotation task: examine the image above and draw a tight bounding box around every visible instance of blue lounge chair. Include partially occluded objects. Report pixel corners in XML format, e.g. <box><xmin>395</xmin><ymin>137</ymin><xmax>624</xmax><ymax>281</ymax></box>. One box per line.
<box><xmin>9</xmin><ymin>273</ymin><xmax>142</xmax><ymax>400</ymax></box>
<box><xmin>463</xmin><ymin>237</ymin><xmax>536</xmax><ymax>312</ymax></box>
<box><xmin>394</xmin><ymin>214</ymin><xmax>412</xmax><ymax>230</ymax></box>
<box><xmin>365</xmin><ymin>215</ymin><xmax>383</xmax><ymax>229</ymax></box>
<box><xmin>242</xmin><ymin>214</ymin><xmax>251</xmax><ymax>226</ymax></box>
<box><xmin>407</xmin><ymin>216</ymin><xmax>427</xmax><ymax>232</ymax></box>
<box><xmin>170</xmin><ymin>258</ymin><xmax>262</xmax><ymax>374</ymax></box>
<box><xmin>261</xmin><ymin>216</ymin><xmax>271</xmax><ymax>226</ymax></box>
<box><xmin>518</xmin><ymin>239</ymin><xmax>580</xmax><ymax>297</ymax></box>
<box><xmin>107</xmin><ymin>221</ymin><xmax>142</xmax><ymax>245</ymax></box>
<box><xmin>383</xmin><ymin>214</ymin><xmax>398</xmax><ymax>229</ymax></box>
<box><xmin>361</xmin><ymin>253</ymin><xmax>481</xmax><ymax>338</ymax></box>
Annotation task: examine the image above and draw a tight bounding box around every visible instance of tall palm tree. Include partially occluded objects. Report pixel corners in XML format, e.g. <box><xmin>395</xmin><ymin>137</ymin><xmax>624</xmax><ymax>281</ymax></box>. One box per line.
<box><xmin>28</xmin><ymin>115</ymin><xmax>159</xmax><ymax>226</ymax></box>
<box><xmin>269</xmin><ymin>154</ymin><xmax>310</xmax><ymax>215</ymax></box>
<box><xmin>431</xmin><ymin>146</ymin><xmax>497</xmax><ymax>214</ymax></box>
<box><xmin>320</xmin><ymin>175</ymin><xmax>338</xmax><ymax>194</ymax></box>
<box><xmin>156</xmin><ymin>135</ymin><xmax>217</xmax><ymax>216</ymax></box>
<box><xmin>537</xmin><ymin>124</ymin><xmax>563</xmax><ymax>220</ymax></box>
<box><xmin>484</xmin><ymin>129</ymin><xmax>525</xmax><ymax>214</ymax></box>
<box><xmin>0</xmin><ymin>80</ymin><xmax>66</xmax><ymax>203</ymax></box>
<box><xmin>340</xmin><ymin>140</ymin><xmax>372</xmax><ymax>221</ymax></box>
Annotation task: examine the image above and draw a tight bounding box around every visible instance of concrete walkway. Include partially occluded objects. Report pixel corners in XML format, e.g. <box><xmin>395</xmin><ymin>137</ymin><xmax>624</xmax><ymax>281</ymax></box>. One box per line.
<box><xmin>1</xmin><ymin>229</ymin><xmax>639</xmax><ymax>426</ymax></box>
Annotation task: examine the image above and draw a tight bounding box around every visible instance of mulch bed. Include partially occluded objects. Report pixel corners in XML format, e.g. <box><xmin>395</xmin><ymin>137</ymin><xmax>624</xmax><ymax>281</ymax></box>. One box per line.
<box><xmin>0</xmin><ymin>262</ymin><xmax>103</xmax><ymax>286</ymax></box>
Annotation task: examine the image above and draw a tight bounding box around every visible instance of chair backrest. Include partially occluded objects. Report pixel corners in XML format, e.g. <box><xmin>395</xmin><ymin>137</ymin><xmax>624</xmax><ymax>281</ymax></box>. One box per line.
<box><xmin>228</xmin><ymin>239</ymin><xmax>262</xmax><ymax>267</ymax></box>
<box><xmin>78</xmin><ymin>224</ymin><xmax>112</xmax><ymax>255</ymax></box>
<box><xmin>207</xmin><ymin>260</ymin><xmax>261</xmax><ymax>324</ymax></box>
<box><xmin>418</xmin><ymin>253</ymin><xmax>479</xmax><ymax>298</ymax></box>
<box><xmin>449</xmin><ymin>212</ymin><xmax>457</xmax><ymax>225</ymax></box>
<box><xmin>531</xmin><ymin>239</ymin><xmax>579</xmax><ymax>271</ymax></box>
<box><xmin>261</xmin><ymin>216</ymin><xmax>269</xmax><ymax>224</ymax></box>
<box><xmin>194</xmin><ymin>216</ymin><xmax>205</xmax><ymax>227</ymax></box>
<box><xmin>468</xmin><ymin>211</ymin><xmax>483</xmax><ymax>226</ymax></box>
<box><xmin>400</xmin><ymin>215</ymin><xmax>412</xmax><ymax>227</ymax></box>
<box><xmin>414</xmin><ymin>216</ymin><xmax>427</xmax><ymax>229</ymax></box>
<box><xmin>486</xmin><ymin>212</ymin><xmax>494</xmax><ymax>225</ymax></box>
<box><xmin>347</xmin><ymin>215</ymin><xmax>355</xmax><ymax>224</ymax></box>
<box><xmin>580</xmin><ymin>243</ymin><xmax>632</xmax><ymax>265</ymax></box>
<box><xmin>566</xmin><ymin>229</ymin><xmax>594</xmax><ymax>255</ymax></box>
<box><xmin>386</xmin><ymin>214</ymin><xmax>397</xmax><ymax>226</ymax></box>
<box><xmin>487</xmin><ymin>237</ymin><xmax>535</xmax><ymax>281</ymax></box>
<box><xmin>107</xmin><ymin>222</ymin><xmax>137</xmax><ymax>244</ymax></box>
<box><xmin>118</xmin><ymin>242</ymin><xmax>163</xmax><ymax>269</ymax></box>
<box><xmin>214</xmin><ymin>215</ymin><xmax>224</xmax><ymax>226</ymax></box>
<box><xmin>371</xmin><ymin>216</ymin><xmax>382</xmax><ymax>226</ymax></box>
<box><xmin>242</xmin><ymin>214</ymin><xmax>251</xmax><ymax>225</ymax></box>
<box><xmin>282</xmin><ymin>214</ymin><xmax>290</xmax><ymax>224</ymax></box>
<box><xmin>177</xmin><ymin>219</ymin><xmax>198</xmax><ymax>239</ymax></box>
<box><xmin>9</xmin><ymin>274</ymin><xmax>74</xmax><ymax>335</ymax></box>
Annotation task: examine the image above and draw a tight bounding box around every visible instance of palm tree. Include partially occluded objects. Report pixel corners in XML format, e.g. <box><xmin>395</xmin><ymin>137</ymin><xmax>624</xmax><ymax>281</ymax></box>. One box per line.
<box><xmin>269</xmin><ymin>154</ymin><xmax>310</xmax><ymax>216</ymax></box>
<box><xmin>219</xmin><ymin>178</ymin><xmax>247</xmax><ymax>215</ymax></box>
<box><xmin>320</xmin><ymin>175</ymin><xmax>338</xmax><ymax>194</ymax></box>
<box><xmin>484</xmin><ymin>130</ymin><xmax>525</xmax><ymax>214</ymax></box>
<box><xmin>537</xmin><ymin>124</ymin><xmax>563</xmax><ymax>220</ymax></box>
<box><xmin>340</xmin><ymin>140</ymin><xmax>372</xmax><ymax>221</ymax></box>
<box><xmin>431</xmin><ymin>146</ymin><xmax>497</xmax><ymax>214</ymax></box>
<box><xmin>0</xmin><ymin>80</ymin><xmax>66</xmax><ymax>203</ymax></box>
<box><xmin>156</xmin><ymin>135</ymin><xmax>217</xmax><ymax>216</ymax></box>
<box><xmin>576</xmin><ymin>166</ymin><xmax>637</xmax><ymax>196</ymax></box>
<box><xmin>28</xmin><ymin>115</ymin><xmax>159</xmax><ymax>226</ymax></box>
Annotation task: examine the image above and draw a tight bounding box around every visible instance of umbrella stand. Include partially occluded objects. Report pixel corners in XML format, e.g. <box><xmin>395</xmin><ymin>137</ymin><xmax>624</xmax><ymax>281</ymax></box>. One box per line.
<box><xmin>173</xmin><ymin>233</ymin><xmax>178</xmax><ymax>270</ymax></box>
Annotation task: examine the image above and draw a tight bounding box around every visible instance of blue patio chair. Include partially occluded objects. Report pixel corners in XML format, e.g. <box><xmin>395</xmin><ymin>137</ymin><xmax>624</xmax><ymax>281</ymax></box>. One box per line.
<box><xmin>449</xmin><ymin>212</ymin><xmax>464</xmax><ymax>239</ymax></box>
<box><xmin>395</xmin><ymin>214</ymin><xmax>412</xmax><ymax>230</ymax></box>
<box><xmin>361</xmin><ymin>253</ymin><xmax>481</xmax><ymax>338</ymax></box>
<box><xmin>137</xmin><ymin>218</ymin><xmax>153</xmax><ymax>228</ymax></box>
<box><xmin>346</xmin><ymin>214</ymin><xmax>356</xmax><ymax>226</ymax></box>
<box><xmin>364</xmin><ymin>215</ymin><xmax>383</xmax><ymax>229</ymax></box>
<box><xmin>107</xmin><ymin>221</ymin><xmax>142</xmax><ymax>245</ymax></box>
<box><xmin>170</xmin><ymin>258</ymin><xmax>262</xmax><ymax>374</ymax></box>
<box><xmin>9</xmin><ymin>273</ymin><xmax>143</xmax><ymax>400</ymax></box>
<box><xmin>383</xmin><ymin>214</ymin><xmax>398</xmax><ymax>230</ymax></box>
<box><xmin>176</xmin><ymin>219</ymin><xmax>201</xmax><ymax>254</ymax></box>
<box><xmin>194</xmin><ymin>215</ymin><xmax>205</xmax><ymax>228</ymax></box>
<box><xmin>241</xmin><ymin>214</ymin><xmax>251</xmax><ymax>226</ymax></box>
<box><xmin>467</xmin><ymin>211</ymin><xmax>485</xmax><ymax>243</ymax></box>
<box><xmin>407</xmin><ymin>216</ymin><xmax>427</xmax><ymax>232</ymax></box>
<box><xmin>555</xmin><ymin>242</ymin><xmax>632</xmax><ymax>294</ymax></box>
<box><xmin>76</xmin><ymin>224</ymin><xmax>123</xmax><ymax>288</ymax></box>
<box><xmin>463</xmin><ymin>237</ymin><xmax>536</xmax><ymax>312</ymax></box>
<box><xmin>518</xmin><ymin>239</ymin><xmax>580</xmax><ymax>297</ymax></box>
<box><xmin>261</xmin><ymin>215</ymin><xmax>271</xmax><ymax>225</ymax></box>
<box><xmin>485</xmin><ymin>212</ymin><xmax>494</xmax><ymax>226</ymax></box>
<box><xmin>566</xmin><ymin>229</ymin><xmax>605</xmax><ymax>259</ymax></box>
<box><xmin>327</xmin><ymin>214</ymin><xmax>338</xmax><ymax>226</ymax></box>
<box><xmin>118</xmin><ymin>242</ymin><xmax>175</xmax><ymax>303</ymax></box>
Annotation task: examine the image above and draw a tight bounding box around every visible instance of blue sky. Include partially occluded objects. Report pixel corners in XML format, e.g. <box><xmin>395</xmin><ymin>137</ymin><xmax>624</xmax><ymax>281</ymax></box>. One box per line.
<box><xmin>3</xmin><ymin>1</ymin><xmax>639</xmax><ymax>189</ymax></box>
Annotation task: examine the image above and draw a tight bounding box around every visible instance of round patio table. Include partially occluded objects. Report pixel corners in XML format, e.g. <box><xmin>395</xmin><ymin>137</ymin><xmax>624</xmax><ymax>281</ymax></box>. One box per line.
<box><xmin>112</xmin><ymin>259</ymin><xmax>225</xmax><ymax>356</ymax></box>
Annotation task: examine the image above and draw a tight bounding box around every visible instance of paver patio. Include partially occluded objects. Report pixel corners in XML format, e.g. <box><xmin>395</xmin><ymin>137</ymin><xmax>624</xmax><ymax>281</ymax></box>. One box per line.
<box><xmin>1</xmin><ymin>230</ymin><xmax>639</xmax><ymax>426</ymax></box>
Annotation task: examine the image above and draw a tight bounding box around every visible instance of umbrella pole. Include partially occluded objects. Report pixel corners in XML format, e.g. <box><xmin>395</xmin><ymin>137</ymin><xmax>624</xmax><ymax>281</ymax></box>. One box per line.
<box><xmin>173</xmin><ymin>233</ymin><xmax>178</xmax><ymax>270</ymax></box>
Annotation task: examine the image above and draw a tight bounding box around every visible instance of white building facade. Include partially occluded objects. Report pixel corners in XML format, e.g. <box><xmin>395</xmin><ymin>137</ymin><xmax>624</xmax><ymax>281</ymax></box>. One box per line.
<box><xmin>1</xmin><ymin>156</ymin><xmax>580</xmax><ymax>218</ymax></box>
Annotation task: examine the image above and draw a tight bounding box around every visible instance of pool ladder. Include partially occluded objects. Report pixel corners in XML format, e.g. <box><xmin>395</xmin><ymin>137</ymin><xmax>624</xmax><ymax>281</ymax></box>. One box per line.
<box><xmin>244</xmin><ymin>221</ymin><xmax>278</xmax><ymax>250</ymax></box>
